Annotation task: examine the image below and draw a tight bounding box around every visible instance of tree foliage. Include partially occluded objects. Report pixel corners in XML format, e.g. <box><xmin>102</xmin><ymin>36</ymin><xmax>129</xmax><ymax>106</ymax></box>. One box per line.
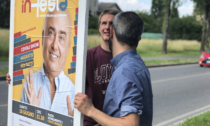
<box><xmin>192</xmin><ymin>0</ymin><xmax>210</xmax><ymax>50</ymax></box>
<box><xmin>151</xmin><ymin>0</ymin><xmax>183</xmax><ymax>54</ymax></box>
<box><xmin>151</xmin><ymin>0</ymin><xmax>165</xmax><ymax>19</ymax></box>
<box><xmin>171</xmin><ymin>1</ymin><xmax>179</xmax><ymax>18</ymax></box>
<box><xmin>136</xmin><ymin>11</ymin><xmax>161</xmax><ymax>33</ymax></box>
<box><xmin>88</xmin><ymin>15</ymin><xmax>98</xmax><ymax>29</ymax></box>
<box><xmin>0</xmin><ymin>0</ymin><xmax>10</xmax><ymax>28</ymax></box>
<box><xmin>169</xmin><ymin>16</ymin><xmax>202</xmax><ymax>41</ymax></box>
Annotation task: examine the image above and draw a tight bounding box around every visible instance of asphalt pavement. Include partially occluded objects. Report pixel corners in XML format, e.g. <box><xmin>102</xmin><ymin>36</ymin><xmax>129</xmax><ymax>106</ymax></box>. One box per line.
<box><xmin>0</xmin><ymin>81</ymin><xmax>8</xmax><ymax>126</ymax></box>
<box><xmin>0</xmin><ymin>64</ymin><xmax>209</xmax><ymax>126</ymax></box>
<box><xmin>142</xmin><ymin>55</ymin><xmax>200</xmax><ymax>61</ymax></box>
<box><xmin>0</xmin><ymin>62</ymin><xmax>8</xmax><ymax>69</ymax></box>
<box><xmin>151</xmin><ymin>64</ymin><xmax>210</xmax><ymax>125</ymax></box>
<box><xmin>0</xmin><ymin>55</ymin><xmax>200</xmax><ymax>69</ymax></box>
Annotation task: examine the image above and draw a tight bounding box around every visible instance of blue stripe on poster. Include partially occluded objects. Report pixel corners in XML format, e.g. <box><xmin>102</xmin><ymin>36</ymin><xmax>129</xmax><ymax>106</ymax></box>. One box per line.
<box><xmin>14</xmin><ymin>51</ymin><xmax>34</xmax><ymax>64</ymax></box>
<box><xmin>14</xmin><ymin>35</ymin><xmax>26</xmax><ymax>43</ymax></box>
<box><xmin>13</xmin><ymin>75</ymin><xmax>24</xmax><ymax>81</ymax></box>
<box><xmin>74</xmin><ymin>36</ymin><xmax>77</xmax><ymax>46</ymax></box>
<box><xmin>71</xmin><ymin>62</ymin><xmax>76</xmax><ymax>68</ymax></box>
<box><xmin>75</xmin><ymin>14</ymin><xmax>78</xmax><ymax>20</ymax></box>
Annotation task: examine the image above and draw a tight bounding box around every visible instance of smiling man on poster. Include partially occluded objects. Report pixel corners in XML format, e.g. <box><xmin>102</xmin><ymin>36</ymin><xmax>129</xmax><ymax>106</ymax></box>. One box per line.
<box><xmin>74</xmin><ymin>12</ymin><xmax>153</xmax><ymax>126</ymax></box>
<box><xmin>20</xmin><ymin>9</ymin><xmax>75</xmax><ymax>116</ymax></box>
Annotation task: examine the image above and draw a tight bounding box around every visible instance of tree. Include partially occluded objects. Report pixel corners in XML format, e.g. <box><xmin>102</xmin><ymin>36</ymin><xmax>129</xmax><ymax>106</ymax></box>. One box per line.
<box><xmin>151</xmin><ymin>0</ymin><xmax>183</xmax><ymax>54</ymax></box>
<box><xmin>171</xmin><ymin>1</ymin><xmax>179</xmax><ymax>18</ymax></box>
<box><xmin>162</xmin><ymin>0</ymin><xmax>171</xmax><ymax>54</ymax></box>
<box><xmin>0</xmin><ymin>0</ymin><xmax>10</xmax><ymax>28</ymax></box>
<box><xmin>151</xmin><ymin>0</ymin><xmax>165</xmax><ymax>19</ymax></box>
<box><xmin>192</xmin><ymin>0</ymin><xmax>210</xmax><ymax>51</ymax></box>
<box><xmin>136</xmin><ymin>11</ymin><xmax>160</xmax><ymax>33</ymax></box>
<box><xmin>161</xmin><ymin>0</ymin><xmax>184</xmax><ymax>54</ymax></box>
<box><xmin>88</xmin><ymin>15</ymin><xmax>98</xmax><ymax>29</ymax></box>
<box><xmin>169</xmin><ymin>16</ymin><xmax>202</xmax><ymax>41</ymax></box>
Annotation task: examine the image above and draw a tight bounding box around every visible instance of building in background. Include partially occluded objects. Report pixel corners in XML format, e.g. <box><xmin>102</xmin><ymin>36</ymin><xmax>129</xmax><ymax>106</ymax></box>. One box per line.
<box><xmin>89</xmin><ymin>1</ymin><xmax>122</xmax><ymax>17</ymax></box>
<box><xmin>97</xmin><ymin>3</ymin><xmax>122</xmax><ymax>16</ymax></box>
<box><xmin>89</xmin><ymin>0</ymin><xmax>99</xmax><ymax>16</ymax></box>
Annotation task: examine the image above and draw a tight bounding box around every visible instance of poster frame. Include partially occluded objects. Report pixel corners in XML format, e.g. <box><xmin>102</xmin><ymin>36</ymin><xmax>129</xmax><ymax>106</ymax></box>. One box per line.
<box><xmin>7</xmin><ymin>0</ymin><xmax>89</xmax><ymax>126</ymax></box>
<box><xmin>74</xmin><ymin>0</ymin><xmax>89</xmax><ymax>126</ymax></box>
<box><xmin>7</xmin><ymin>0</ymin><xmax>15</xmax><ymax>125</ymax></box>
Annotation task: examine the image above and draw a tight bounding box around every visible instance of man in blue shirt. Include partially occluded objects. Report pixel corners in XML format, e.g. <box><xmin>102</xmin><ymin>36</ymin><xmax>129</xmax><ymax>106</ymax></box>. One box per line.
<box><xmin>74</xmin><ymin>12</ymin><xmax>153</xmax><ymax>126</ymax></box>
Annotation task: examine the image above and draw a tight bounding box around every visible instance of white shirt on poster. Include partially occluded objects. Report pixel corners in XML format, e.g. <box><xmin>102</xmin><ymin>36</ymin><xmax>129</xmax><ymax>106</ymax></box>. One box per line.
<box><xmin>21</xmin><ymin>66</ymin><xmax>75</xmax><ymax>115</ymax></box>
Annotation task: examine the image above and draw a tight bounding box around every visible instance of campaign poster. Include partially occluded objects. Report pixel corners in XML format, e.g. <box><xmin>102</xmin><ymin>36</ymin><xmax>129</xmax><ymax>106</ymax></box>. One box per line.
<box><xmin>8</xmin><ymin>0</ymin><xmax>80</xmax><ymax>126</ymax></box>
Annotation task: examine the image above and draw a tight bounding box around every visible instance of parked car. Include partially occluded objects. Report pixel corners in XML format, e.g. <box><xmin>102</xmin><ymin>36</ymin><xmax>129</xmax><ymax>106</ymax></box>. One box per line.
<box><xmin>199</xmin><ymin>48</ymin><xmax>210</xmax><ymax>67</ymax></box>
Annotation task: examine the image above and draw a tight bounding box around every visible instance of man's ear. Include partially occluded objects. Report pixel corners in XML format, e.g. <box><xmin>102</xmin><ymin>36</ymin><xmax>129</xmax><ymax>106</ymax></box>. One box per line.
<box><xmin>110</xmin><ymin>27</ymin><xmax>114</xmax><ymax>38</ymax></box>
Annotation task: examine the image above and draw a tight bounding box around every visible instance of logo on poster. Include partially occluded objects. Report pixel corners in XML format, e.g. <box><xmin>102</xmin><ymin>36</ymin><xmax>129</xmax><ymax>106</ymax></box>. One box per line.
<box><xmin>22</xmin><ymin>0</ymin><xmax>68</xmax><ymax>17</ymax></box>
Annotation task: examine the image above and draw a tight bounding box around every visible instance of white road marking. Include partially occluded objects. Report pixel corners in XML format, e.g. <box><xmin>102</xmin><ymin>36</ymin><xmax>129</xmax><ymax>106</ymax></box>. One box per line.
<box><xmin>155</xmin><ymin>104</ymin><xmax>210</xmax><ymax>126</ymax></box>
<box><xmin>152</xmin><ymin>72</ymin><xmax>210</xmax><ymax>84</ymax></box>
<box><xmin>0</xmin><ymin>104</ymin><xmax>7</xmax><ymax>108</ymax></box>
<box><xmin>148</xmin><ymin>64</ymin><xmax>198</xmax><ymax>71</ymax></box>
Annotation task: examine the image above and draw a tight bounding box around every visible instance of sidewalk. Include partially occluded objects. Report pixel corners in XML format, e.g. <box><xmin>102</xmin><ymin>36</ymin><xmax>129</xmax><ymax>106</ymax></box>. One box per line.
<box><xmin>142</xmin><ymin>55</ymin><xmax>200</xmax><ymax>61</ymax></box>
<box><xmin>0</xmin><ymin>55</ymin><xmax>200</xmax><ymax>80</ymax></box>
<box><xmin>0</xmin><ymin>62</ymin><xmax>8</xmax><ymax>69</ymax></box>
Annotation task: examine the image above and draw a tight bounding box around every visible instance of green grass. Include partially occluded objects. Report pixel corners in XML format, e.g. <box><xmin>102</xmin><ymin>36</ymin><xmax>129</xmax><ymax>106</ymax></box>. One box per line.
<box><xmin>0</xmin><ymin>29</ymin><xmax>9</xmax><ymax>57</ymax></box>
<box><xmin>87</xmin><ymin>35</ymin><xmax>201</xmax><ymax>57</ymax></box>
<box><xmin>176</xmin><ymin>111</ymin><xmax>210</xmax><ymax>126</ymax></box>
<box><xmin>137</xmin><ymin>39</ymin><xmax>201</xmax><ymax>57</ymax></box>
<box><xmin>0</xmin><ymin>68</ymin><xmax>8</xmax><ymax>75</ymax></box>
<box><xmin>0</xmin><ymin>56</ymin><xmax>9</xmax><ymax>62</ymax></box>
<box><xmin>0</xmin><ymin>30</ymin><xmax>202</xmax><ymax>65</ymax></box>
<box><xmin>144</xmin><ymin>58</ymin><xmax>198</xmax><ymax>66</ymax></box>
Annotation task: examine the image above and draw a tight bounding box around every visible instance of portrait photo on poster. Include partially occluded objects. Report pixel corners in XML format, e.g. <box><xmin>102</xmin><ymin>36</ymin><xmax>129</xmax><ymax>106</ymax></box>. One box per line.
<box><xmin>7</xmin><ymin>0</ymin><xmax>89</xmax><ymax>126</ymax></box>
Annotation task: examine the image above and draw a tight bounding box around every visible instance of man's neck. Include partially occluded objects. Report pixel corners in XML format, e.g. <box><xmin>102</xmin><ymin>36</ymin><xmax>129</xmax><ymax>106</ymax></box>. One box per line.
<box><xmin>101</xmin><ymin>40</ymin><xmax>111</xmax><ymax>52</ymax></box>
<box><xmin>113</xmin><ymin>41</ymin><xmax>135</xmax><ymax>58</ymax></box>
<box><xmin>43</xmin><ymin>65</ymin><xmax>61</xmax><ymax>84</ymax></box>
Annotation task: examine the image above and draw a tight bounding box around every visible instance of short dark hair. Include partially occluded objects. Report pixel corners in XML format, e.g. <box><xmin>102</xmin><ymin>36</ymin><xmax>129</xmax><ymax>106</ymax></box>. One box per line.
<box><xmin>98</xmin><ymin>9</ymin><xmax>120</xmax><ymax>27</ymax></box>
<box><xmin>112</xmin><ymin>12</ymin><xmax>144</xmax><ymax>47</ymax></box>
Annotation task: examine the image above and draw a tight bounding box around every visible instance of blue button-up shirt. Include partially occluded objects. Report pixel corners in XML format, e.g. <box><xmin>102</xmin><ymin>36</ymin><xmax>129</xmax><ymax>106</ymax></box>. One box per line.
<box><xmin>21</xmin><ymin>67</ymin><xmax>75</xmax><ymax>116</ymax></box>
<box><xmin>103</xmin><ymin>49</ymin><xmax>153</xmax><ymax>126</ymax></box>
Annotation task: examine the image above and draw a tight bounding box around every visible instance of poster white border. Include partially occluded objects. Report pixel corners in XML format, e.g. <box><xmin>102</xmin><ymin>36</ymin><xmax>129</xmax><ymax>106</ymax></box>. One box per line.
<box><xmin>74</xmin><ymin>0</ymin><xmax>90</xmax><ymax>126</ymax></box>
<box><xmin>7</xmin><ymin>0</ymin><xmax>15</xmax><ymax>125</ymax></box>
<box><xmin>7</xmin><ymin>0</ymin><xmax>90</xmax><ymax>126</ymax></box>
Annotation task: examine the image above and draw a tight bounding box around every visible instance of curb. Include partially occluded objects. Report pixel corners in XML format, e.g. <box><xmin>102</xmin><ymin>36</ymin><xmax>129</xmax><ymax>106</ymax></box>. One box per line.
<box><xmin>0</xmin><ymin>62</ymin><xmax>198</xmax><ymax>81</ymax></box>
<box><xmin>0</xmin><ymin>76</ymin><xmax>6</xmax><ymax>81</ymax></box>
<box><xmin>147</xmin><ymin>62</ymin><xmax>198</xmax><ymax>68</ymax></box>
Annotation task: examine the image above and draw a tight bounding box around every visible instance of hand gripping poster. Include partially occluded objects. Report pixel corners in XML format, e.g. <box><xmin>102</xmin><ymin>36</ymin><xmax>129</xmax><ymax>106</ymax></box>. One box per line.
<box><xmin>7</xmin><ymin>0</ymin><xmax>88</xmax><ymax>126</ymax></box>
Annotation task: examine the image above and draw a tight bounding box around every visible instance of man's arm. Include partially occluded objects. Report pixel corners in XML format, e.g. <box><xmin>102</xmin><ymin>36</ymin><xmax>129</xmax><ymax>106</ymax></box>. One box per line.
<box><xmin>74</xmin><ymin>93</ymin><xmax>139</xmax><ymax>126</ymax></box>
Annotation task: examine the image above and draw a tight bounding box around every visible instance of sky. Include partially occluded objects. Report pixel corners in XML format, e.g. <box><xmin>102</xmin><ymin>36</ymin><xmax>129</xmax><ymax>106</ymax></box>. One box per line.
<box><xmin>98</xmin><ymin>0</ymin><xmax>194</xmax><ymax>17</ymax></box>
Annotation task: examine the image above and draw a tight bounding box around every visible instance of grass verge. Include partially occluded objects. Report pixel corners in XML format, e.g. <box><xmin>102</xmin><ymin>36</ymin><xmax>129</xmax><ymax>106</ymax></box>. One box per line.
<box><xmin>176</xmin><ymin>111</ymin><xmax>210</xmax><ymax>126</ymax></box>
<box><xmin>88</xmin><ymin>35</ymin><xmax>201</xmax><ymax>57</ymax></box>
<box><xmin>0</xmin><ymin>56</ymin><xmax>9</xmax><ymax>62</ymax></box>
<box><xmin>0</xmin><ymin>68</ymin><xmax>8</xmax><ymax>76</ymax></box>
<box><xmin>0</xmin><ymin>29</ymin><xmax>9</xmax><ymax>57</ymax></box>
<box><xmin>144</xmin><ymin>58</ymin><xmax>198</xmax><ymax>66</ymax></box>
<box><xmin>0</xmin><ymin>31</ymin><xmax>202</xmax><ymax>64</ymax></box>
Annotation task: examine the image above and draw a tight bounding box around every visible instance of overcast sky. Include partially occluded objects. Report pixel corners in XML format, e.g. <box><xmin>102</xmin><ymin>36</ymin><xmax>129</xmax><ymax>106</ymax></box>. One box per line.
<box><xmin>98</xmin><ymin>0</ymin><xmax>194</xmax><ymax>17</ymax></box>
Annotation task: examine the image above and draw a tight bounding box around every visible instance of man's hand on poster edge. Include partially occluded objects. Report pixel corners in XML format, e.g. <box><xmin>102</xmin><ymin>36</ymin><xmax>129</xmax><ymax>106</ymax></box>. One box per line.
<box><xmin>73</xmin><ymin>93</ymin><xmax>94</xmax><ymax>117</ymax></box>
<box><xmin>74</xmin><ymin>93</ymin><xmax>140</xmax><ymax>126</ymax></box>
<box><xmin>24</xmin><ymin>69</ymin><xmax>42</xmax><ymax>107</ymax></box>
<box><xmin>6</xmin><ymin>73</ymin><xmax>11</xmax><ymax>85</ymax></box>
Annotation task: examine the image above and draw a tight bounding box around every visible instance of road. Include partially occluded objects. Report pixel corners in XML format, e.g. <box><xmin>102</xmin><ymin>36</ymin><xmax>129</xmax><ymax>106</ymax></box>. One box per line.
<box><xmin>0</xmin><ymin>64</ymin><xmax>209</xmax><ymax>126</ymax></box>
<box><xmin>0</xmin><ymin>81</ymin><xmax>8</xmax><ymax>126</ymax></box>
<box><xmin>151</xmin><ymin>64</ymin><xmax>210</xmax><ymax>126</ymax></box>
<box><xmin>142</xmin><ymin>55</ymin><xmax>200</xmax><ymax>61</ymax></box>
